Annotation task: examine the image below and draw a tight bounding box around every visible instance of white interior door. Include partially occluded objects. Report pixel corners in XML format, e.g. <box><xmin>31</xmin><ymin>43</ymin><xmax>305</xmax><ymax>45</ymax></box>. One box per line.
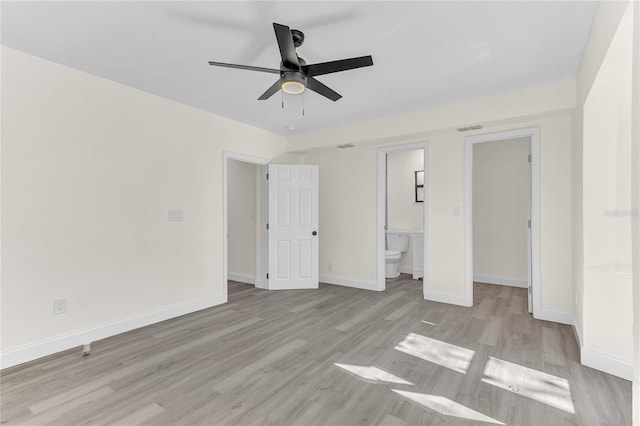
<box><xmin>268</xmin><ymin>164</ymin><xmax>319</xmax><ymax>290</ymax></box>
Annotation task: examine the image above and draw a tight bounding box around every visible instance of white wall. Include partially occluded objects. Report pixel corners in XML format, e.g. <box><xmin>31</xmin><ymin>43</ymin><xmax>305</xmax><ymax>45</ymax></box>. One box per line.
<box><xmin>573</xmin><ymin>1</ymin><xmax>632</xmax><ymax>348</ymax></box>
<box><xmin>387</xmin><ymin>149</ymin><xmax>424</xmax><ymax>272</ymax></box>
<box><xmin>227</xmin><ymin>159</ymin><xmax>258</xmax><ymax>283</ymax></box>
<box><xmin>302</xmin><ymin>146</ymin><xmax>378</xmax><ymax>288</ymax></box>
<box><xmin>632</xmin><ymin>2</ymin><xmax>640</xmax><ymax>422</ymax></box>
<box><xmin>1</xmin><ymin>47</ymin><xmax>287</xmax><ymax>368</ymax></box>
<box><xmin>580</xmin><ymin>2</ymin><xmax>634</xmax><ymax>378</ymax></box>
<box><xmin>473</xmin><ymin>138</ymin><xmax>529</xmax><ymax>286</ymax></box>
<box><xmin>292</xmin><ymin>81</ymin><xmax>574</xmax><ymax>315</ymax></box>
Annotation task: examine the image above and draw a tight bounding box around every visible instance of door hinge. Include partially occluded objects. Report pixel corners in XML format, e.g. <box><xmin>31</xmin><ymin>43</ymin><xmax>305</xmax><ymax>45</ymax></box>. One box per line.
<box><xmin>528</xmin><ymin>154</ymin><xmax>532</xmax><ymax>163</ymax></box>
<box><xmin>528</xmin><ymin>219</ymin><xmax>531</xmax><ymax>228</ymax></box>
<box><xmin>266</xmin><ymin>223</ymin><xmax>269</xmax><ymax>230</ymax></box>
<box><xmin>266</xmin><ymin>173</ymin><xmax>269</xmax><ymax>180</ymax></box>
<box><xmin>266</xmin><ymin>273</ymin><xmax>269</xmax><ymax>279</ymax></box>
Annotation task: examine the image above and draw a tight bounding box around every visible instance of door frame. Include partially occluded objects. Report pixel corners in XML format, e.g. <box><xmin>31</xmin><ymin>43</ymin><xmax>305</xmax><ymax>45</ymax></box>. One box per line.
<box><xmin>222</xmin><ymin>151</ymin><xmax>269</xmax><ymax>301</ymax></box>
<box><xmin>377</xmin><ymin>142</ymin><xmax>429</xmax><ymax>293</ymax></box>
<box><xmin>464</xmin><ymin>127</ymin><xmax>541</xmax><ymax>316</ymax></box>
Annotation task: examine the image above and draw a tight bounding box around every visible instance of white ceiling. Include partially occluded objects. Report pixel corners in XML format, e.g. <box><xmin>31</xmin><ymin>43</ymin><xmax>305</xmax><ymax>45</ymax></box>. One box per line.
<box><xmin>2</xmin><ymin>1</ymin><xmax>597</xmax><ymax>136</ymax></box>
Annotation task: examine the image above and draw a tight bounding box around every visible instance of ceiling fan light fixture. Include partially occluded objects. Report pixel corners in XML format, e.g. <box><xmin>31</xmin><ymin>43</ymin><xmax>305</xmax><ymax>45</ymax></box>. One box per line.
<box><xmin>281</xmin><ymin>72</ymin><xmax>306</xmax><ymax>95</ymax></box>
<box><xmin>281</xmin><ymin>80</ymin><xmax>306</xmax><ymax>95</ymax></box>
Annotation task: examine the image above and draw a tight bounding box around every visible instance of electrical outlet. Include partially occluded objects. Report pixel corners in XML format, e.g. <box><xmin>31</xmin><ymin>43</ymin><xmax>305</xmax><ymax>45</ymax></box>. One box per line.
<box><xmin>328</xmin><ymin>262</ymin><xmax>333</xmax><ymax>272</ymax></box>
<box><xmin>53</xmin><ymin>298</ymin><xmax>67</xmax><ymax>315</ymax></box>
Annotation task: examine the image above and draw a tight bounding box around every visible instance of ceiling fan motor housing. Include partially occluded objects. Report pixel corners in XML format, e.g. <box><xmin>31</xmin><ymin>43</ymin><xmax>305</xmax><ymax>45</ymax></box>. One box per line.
<box><xmin>290</xmin><ymin>29</ymin><xmax>304</xmax><ymax>47</ymax></box>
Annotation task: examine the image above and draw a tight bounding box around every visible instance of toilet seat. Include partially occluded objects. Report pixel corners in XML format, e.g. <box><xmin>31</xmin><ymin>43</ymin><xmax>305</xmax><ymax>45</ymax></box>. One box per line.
<box><xmin>385</xmin><ymin>250</ymin><xmax>401</xmax><ymax>257</ymax></box>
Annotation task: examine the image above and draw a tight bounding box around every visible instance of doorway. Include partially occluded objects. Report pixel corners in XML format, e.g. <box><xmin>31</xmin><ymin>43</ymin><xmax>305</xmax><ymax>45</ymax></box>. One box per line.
<box><xmin>377</xmin><ymin>142</ymin><xmax>429</xmax><ymax>294</ymax></box>
<box><xmin>223</xmin><ymin>152</ymin><xmax>269</xmax><ymax>301</ymax></box>
<box><xmin>464</xmin><ymin>128</ymin><xmax>540</xmax><ymax>316</ymax></box>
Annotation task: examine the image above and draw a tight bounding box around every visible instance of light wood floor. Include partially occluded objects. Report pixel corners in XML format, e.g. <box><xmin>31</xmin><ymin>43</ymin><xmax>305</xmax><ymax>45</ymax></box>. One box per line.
<box><xmin>1</xmin><ymin>277</ymin><xmax>632</xmax><ymax>425</ymax></box>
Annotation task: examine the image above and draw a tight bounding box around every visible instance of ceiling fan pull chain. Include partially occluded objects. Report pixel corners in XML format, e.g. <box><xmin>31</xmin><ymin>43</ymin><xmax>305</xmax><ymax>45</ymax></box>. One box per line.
<box><xmin>302</xmin><ymin>91</ymin><xmax>305</xmax><ymax>116</ymax></box>
<box><xmin>281</xmin><ymin>90</ymin><xmax>284</xmax><ymax>109</ymax></box>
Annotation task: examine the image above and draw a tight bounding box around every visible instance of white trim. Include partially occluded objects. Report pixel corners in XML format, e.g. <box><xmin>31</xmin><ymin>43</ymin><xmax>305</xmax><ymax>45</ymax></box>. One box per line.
<box><xmin>377</xmin><ymin>149</ymin><xmax>387</xmax><ymax>292</ymax></box>
<box><xmin>536</xmin><ymin>308</ymin><xmax>573</xmax><ymax>325</ymax></box>
<box><xmin>464</xmin><ymin>127</ymin><xmax>541</xmax><ymax>313</ymax></box>
<box><xmin>261</xmin><ymin>167</ymin><xmax>269</xmax><ymax>289</ymax></box>
<box><xmin>572</xmin><ymin>316</ymin><xmax>583</xmax><ymax>348</ymax></box>
<box><xmin>223</xmin><ymin>151</ymin><xmax>269</xmax><ymax>298</ymax></box>
<box><xmin>422</xmin><ymin>289</ymin><xmax>469</xmax><ymax>307</ymax></box>
<box><xmin>0</xmin><ymin>294</ymin><xmax>227</xmax><ymax>370</ymax></box>
<box><xmin>377</xmin><ymin>142</ymin><xmax>429</xmax><ymax>296</ymax></box>
<box><xmin>320</xmin><ymin>275</ymin><xmax>381</xmax><ymax>292</ymax></box>
<box><xmin>227</xmin><ymin>272</ymin><xmax>256</xmax><ymax>285</ymax></box>
<box><xmin>473</xmin><ymin>274</ymin><xmax>528</xmax><ymax>288</ymax></box>
<box><xmin>581</xmin><ymin>347</ymin><xmax>634</xmax><ymax>381</ymax></box>
<box><xmin>571</xmin><ymin>315</ymin><xmax>632</xmax><ymax>381</ymax></box>
<box><xmin>398</xmin><ymin>266</ymin><xmax>414</xmax><ymax>275</ymax></box>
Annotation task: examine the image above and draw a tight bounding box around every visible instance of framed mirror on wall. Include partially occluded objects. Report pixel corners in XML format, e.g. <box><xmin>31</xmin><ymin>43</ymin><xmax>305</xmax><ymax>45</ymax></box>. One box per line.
<box><xmin>415</xmin><ymin>170</ymin><xmax>424</xmax><ymax>202</ymax></box>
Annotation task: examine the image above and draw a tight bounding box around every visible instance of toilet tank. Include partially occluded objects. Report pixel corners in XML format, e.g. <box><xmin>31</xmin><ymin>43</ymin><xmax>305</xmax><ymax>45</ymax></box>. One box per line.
<box><xmin>386</xmin><ymin>230</ymin><xmax>410</xmax><ymax>252</ymax></box>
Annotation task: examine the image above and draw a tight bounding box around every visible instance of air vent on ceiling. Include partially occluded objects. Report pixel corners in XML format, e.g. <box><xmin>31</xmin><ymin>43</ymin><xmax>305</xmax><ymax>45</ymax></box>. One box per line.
<box><xmin>457</xmin><ymin>125</ymin><xmax>483</xmax><ymax>132</ymax></box>
<box><xmin>337</xmin><ymin>143</ymin><xmax>355</xmax><ymax>149</ymax></box>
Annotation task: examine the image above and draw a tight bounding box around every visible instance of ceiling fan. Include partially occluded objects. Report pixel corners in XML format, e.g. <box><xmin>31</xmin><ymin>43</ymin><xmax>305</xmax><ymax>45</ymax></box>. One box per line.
<box><xmin>208</xmin><ymin>23</ymin><xmax>373</xmax><ymax>102</ymax></box>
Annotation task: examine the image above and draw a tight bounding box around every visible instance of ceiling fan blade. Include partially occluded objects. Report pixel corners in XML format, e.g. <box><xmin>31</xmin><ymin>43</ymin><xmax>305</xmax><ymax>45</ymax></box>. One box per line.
<box><xmin>258</xmin><ymin>80</ymin><xmax>282</xmax><ymax>100</ymax></box>
<box><xmin>307</xmin><ymin>78</ymin><xmax>342</xmax><ymax>102</ymax></box>
<box><xmin>208</xmin><ymin>61</ymin><xmax>280</xmax><ymax>74</ymax></box>
<box><xmin>303</xmin><ymin>55</ymin><xmax>373</xmax><ymax>77</ymax></box>
<box><xmin>273</xmin><ymin>23</ymin><xmax>300</xmax><ymax>69</ymax></box>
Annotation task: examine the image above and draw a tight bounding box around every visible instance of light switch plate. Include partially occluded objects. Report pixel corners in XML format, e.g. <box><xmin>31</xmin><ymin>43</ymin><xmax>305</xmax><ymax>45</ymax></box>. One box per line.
<box><xmin>168</xmin><ymin>209</ymin><xmax>184</xmax><ymax>222</ymax></box>
<box><xmin>53</xmin><ymin>298</ymin><xmax>67</xmax><ymax>315</ymax></box>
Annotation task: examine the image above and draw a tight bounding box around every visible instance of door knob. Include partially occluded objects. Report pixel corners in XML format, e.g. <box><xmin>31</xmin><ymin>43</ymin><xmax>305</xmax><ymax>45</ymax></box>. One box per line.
<box><xmin>312</xmin><ymin>231</ymin><xmax>317</xmax><ymax>236</ymax></box>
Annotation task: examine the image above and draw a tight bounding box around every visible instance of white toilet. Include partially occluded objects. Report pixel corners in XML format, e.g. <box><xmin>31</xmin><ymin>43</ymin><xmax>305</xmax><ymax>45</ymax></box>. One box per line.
<box><xmin>385</xmin><ymin>230</ymin><xmax>410</xmax><ymax>278</ymax></box>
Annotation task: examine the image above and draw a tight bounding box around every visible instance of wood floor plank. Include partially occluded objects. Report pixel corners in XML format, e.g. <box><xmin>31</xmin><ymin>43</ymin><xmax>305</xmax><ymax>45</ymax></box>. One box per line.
<box><xmin>112</xmin><ymin>402</ymin><xmax>164</xmax><ymax>425</ymax></box>
<box><xmin>0</xmin><ymin>277</ymin><xmax>632</xmax><ymax>426</ymax></box>
<box><xmin>212</xmin><ymin>338</ymin><xmax>307</xmax><ymax>394</ymax></box>
<box><xmin>335</xmin><ymin>291</ymin><xmax>406</xmax><ymax>331</ymax></box>
<box><xmin>478</xmin><ymin>315</ymin><xmax>503</xmax><ymax>347</ymax></box>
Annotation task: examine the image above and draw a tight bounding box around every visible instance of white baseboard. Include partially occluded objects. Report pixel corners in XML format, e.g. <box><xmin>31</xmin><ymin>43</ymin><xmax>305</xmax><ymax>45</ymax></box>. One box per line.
<box><xmin>0</xmin><ymin>294</ymin><xmax>227</xmax><ymax>370</ymax></box>
<box><xmin>473</xmin><ymin>274</ymin><xmax>528</xmax><ymax>288</ymax></box>
<box><xmin>581</xmin><ymin>347</ymin><xmax>633</xmax><ymax>381</ymax></box>
<box><xmin>228</xmin><ymin>272</ymin><xmax>256</xmax><ymax>285</ymax></box>
<box><xmin>534</xmin><ymin>308</ymin><xmax>573</xmax><ymax>325</ymax></box>
<box><xmin>571</xmin><ymin>315</ymin><xmax>583</xmax><ymax>348</ymax></box>
<box><xmin>570</xmin><ymin>315</ymin><xmax>632</xmax><ymax>381</ymax></box>
<box><xmin>398</xmin><ymin>266</ymin><xmax>414</xmax><ymax>274</ymax></box>
<box><xmin>320</xmin><ymin>274</ymin><xmax>380</xmax><ymax>291</ymax></box>
<box><xmin>254</xmin><ymin>279</ymin><xmax>265</xmax><ymax>290</ymax></box>
<box><xmin>423</xmin><ymin>289</ymin><xmax>471</xmax><ymax>307</ymax></box>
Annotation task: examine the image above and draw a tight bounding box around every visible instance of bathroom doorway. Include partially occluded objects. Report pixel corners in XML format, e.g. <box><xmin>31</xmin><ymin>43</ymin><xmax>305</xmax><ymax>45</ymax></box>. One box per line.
<box><xmin>377</xmin><ymin>142</ymin><xmax>429</xmax><ymax>295</ymax></box>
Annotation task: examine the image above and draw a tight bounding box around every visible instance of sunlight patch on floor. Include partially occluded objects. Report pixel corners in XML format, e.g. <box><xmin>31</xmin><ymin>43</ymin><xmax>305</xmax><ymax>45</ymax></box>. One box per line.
<box><xmin>394</xmin><ymin>333</ymin><xmax>475</xmax><ymax>374</ymax></box>
<box><xmin>481</xmin><ymin>356</ymin><xmax>575</xmax><ymax>414</ymax></box>
<box><xmin>392</xmin><ymin>390</ymin><xmax>505</xmax><ymax>425</ymax></box>
<box><xmin>421</xmin><ymin>321</ymin><xmax>436</xmax><ymax>326</ymax></box>
<box><xmin>334</xmin><ymin>363</ymin><xmax>414</xmax><ymax>385</ymax></box>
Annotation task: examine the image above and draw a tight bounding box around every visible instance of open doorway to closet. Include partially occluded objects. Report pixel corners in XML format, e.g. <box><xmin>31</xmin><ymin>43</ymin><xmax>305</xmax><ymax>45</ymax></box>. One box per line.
<box><xmin>465</xmin><ymin>128</ymin><xmax>540</xmax><ymax>316</ymax></box>
<box><xmin>223</xmin><ymin>152</ymin><xmax>269</xmax><ymax>302</ymax></box>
